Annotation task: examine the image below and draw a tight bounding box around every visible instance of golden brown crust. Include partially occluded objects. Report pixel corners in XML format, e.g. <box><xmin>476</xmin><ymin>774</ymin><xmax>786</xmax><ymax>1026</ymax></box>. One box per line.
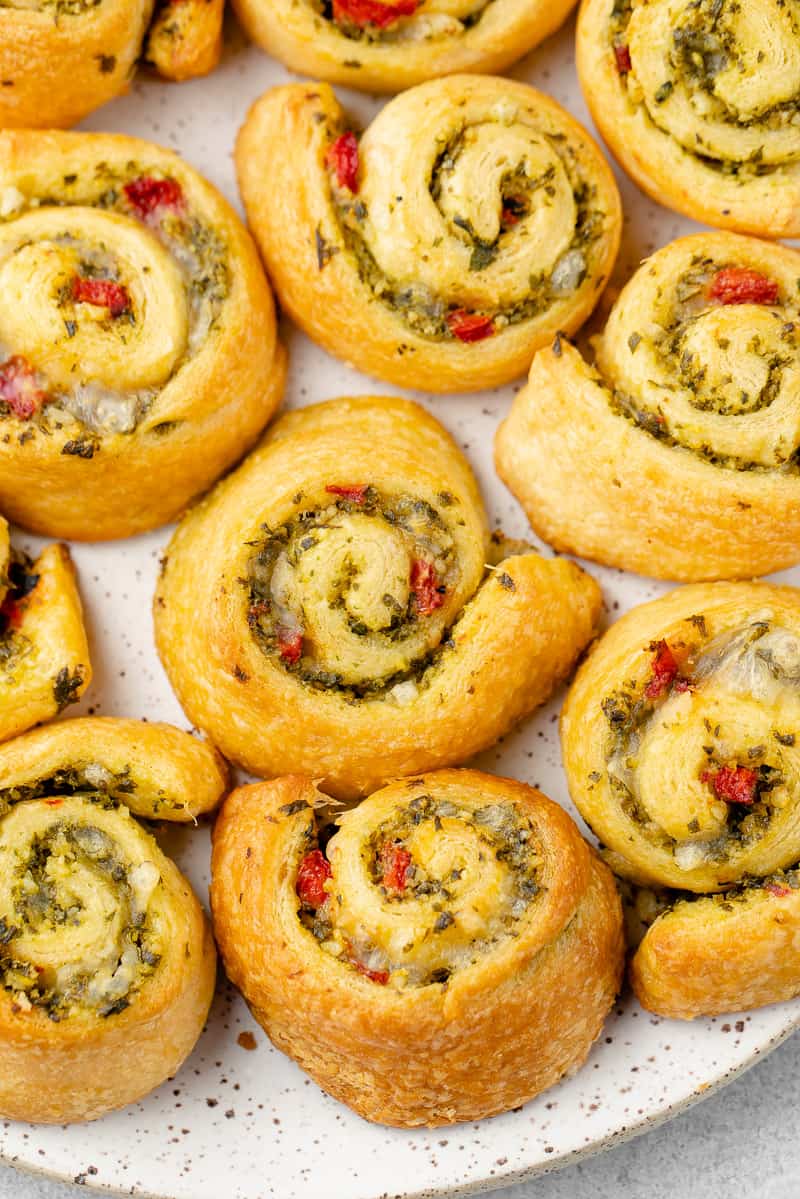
<box><xmin>210</xmin><ymin>770</ymin><xmax>624</xmax><ymax>1126</ymax></box>
<box><xmin>0</xmin><ymin>130</ymin><xmax>285</xmax><ymax>541</ymax></box>
<box><xmin>495</xmin><ymin>233</ymin><xmax>800</xmax><ymax>582</ymax></box>
<box><xmin>0</xmin><ymin>718</ymin><xmax>220</xmax><ymax>1123</ymax></box>
<box><xmin>0</xmin><ymin>0</ymin><xmax>222</xmax><ymax>129</ymax></box>
<box><xmin>232</xmin><ymin>0</ymin><xmax>576</xmax><ymax>93</ymax></box>
<box><xmin>0</xmin><ymin>539</ymin><xmax>91</xmax><ymax>742</ymax></box>
<box><xmin>577</xmin><ymin>0</ymin><xmax>800</xmax><ymax>238</ymax></box>
<box><xmin>236</xmin><ymin>79</ymin><xmax>621</xmax><ymax>393</ymax></box>
<box><xmin>154</xmin><ymin>395</ymin><xmax>603</xmax><ymax>799</ymax></box>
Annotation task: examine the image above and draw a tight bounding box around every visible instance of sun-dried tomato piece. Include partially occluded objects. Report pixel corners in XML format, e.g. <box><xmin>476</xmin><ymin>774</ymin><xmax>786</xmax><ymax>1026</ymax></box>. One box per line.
<box><xmin>332</xmin><ymin>0</ymin><xmax>417</xmax><ymax>28</ymax></box>
<box><xmin>0</xmin><ymin>356</ymin><xmax>45</xmax><ymax>420</ymax></box>
<box><xmin>707</xmin><ymin>268</ymin><xmax>779</xmax><ymax>307</ymax></box>
<box><xmin>411</xmin><ymin>559</ymin><xmax>445</xmax><ymax>616</ymax></box>
<box><xmin>765</xmin><ymin>882</ymin><xmax>792</xmax><ymax>898</ymax></box>
<box><xmin>123</xmin><ymin>175</ymin><xmax>185</xmax><ymax>221</ymax></box>
<box><xmin>71</xmin><ymin>276</ymin><xmax>130</xmax><ymax>318</ymax></box>
<box><xmin>325</xmin><ymin>483</ymin><xmax>368</xmax><ymax>503</ymax></box>
<box><xmin>326</xmin><ymin>131</ymin><xmax>360</xmax><ymax>193</ymax></box>
<box><xmin>614</xmin><ymin>44</ymin><xmax>632</xmax><ymax>75</ymax></box>
<box><xmin>45</xmin><ymin>798</ymin><xmax>64</xmax><ymax>807</ymax></box>
<box><xmin>380</xmin><ymin>842</ymin><xmax>412</xmax><ymax>893</ymax></box>
<box><xmin>446</xmin><ymin>310</ymin><xmax>495</xmax><ymax>343</ymax></box>
<box><xmin>277</xmin><ymin>627</ymin><xmax>303</xmax><ymax>664</ymax></box>
<box><xmin>644</xmin><ymin>640</ymin><xmax>682</xmax><ymax>699</ymax></box>
<box><xmin>351</xmin><ymin>958</ymin><xmax>390</xmax><ymax>984</ymax></box>
<box><xmin>296</xmin><ymin>849</ymin><xmax>332</xmax><ymax>908</ymax></box>
<box><xmin>701</xmin><ymin>765</ymin><xmax>758</xmax><ymax>806</ymax></box>
<box><xmin>501</xmin><ymin>196</ymin><xmax>526</xmax><ymax>226</ymax></box>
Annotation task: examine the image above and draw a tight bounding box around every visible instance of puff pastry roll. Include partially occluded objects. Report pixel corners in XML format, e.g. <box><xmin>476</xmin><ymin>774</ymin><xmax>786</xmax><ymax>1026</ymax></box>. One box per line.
<box><xmin>211</xmin><ymin>770</ymin><xmax>624</xmax><ymax>1126</ymax></box>
<box><xmin>155</xmin><ymin>396</ymin><xmax>602</xmax><ymax>799</ymax></box>
<box><xmin>0</xmin><ymin>130</ymin><xmax>285</xmax><ymax>542</ymax></box>
<box><xmin>0</xmin><ymin>718</ymin><xmax>222</xmax><ymax>1123</ymax></box>
<box><xmin>0</xmin><ymin>0</ymin><xmax>223</xmax><ymax>130</ymax></box>
<box><xmin>577</xmin><ymin>0</ymin><xmax>800</xmax><ymax>238</ymax></box>
<box><xmin>0</xmin><ymin>528</ymin><xmax>91</xmax><ymax>743</ymax></box>
<box><xmin>496</xmin><ymin>233</ymin><xmax>800</xmax><ymax>582</ymax></box>
<box><xmin>232</xmin><ymin>0</ymin><xmax>576</xmax><ymax>94</ymax></box>
<box><xmin>236</xmin><ymin>78</ymin><xmax>621</xmax><ymax>393</ymax></box>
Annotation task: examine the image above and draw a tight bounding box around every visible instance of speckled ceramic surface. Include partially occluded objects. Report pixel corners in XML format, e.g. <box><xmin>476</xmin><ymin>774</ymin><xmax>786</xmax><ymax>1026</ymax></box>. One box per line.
<box><xmin>1</xmin><ymin>13</ymin><xmax>799</xmax><ymax>1199</ymax></box>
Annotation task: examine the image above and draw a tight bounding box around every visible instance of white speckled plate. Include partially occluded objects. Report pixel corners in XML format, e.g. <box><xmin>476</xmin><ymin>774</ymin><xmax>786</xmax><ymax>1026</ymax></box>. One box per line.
<box><xmin>2</xmin><ymin>14</ymin><xmax>799</xmax><ymax>1198</ymax></box>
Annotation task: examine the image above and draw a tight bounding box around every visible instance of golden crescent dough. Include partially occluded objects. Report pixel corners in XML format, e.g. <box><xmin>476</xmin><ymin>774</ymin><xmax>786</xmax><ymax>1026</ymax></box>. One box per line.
<box><xmin>236</xmin><ymin>78</ymin><xmax>621</xmax><ymax>393</ymax></box>
<box><xmin>231</xmin><ymin>0</ymin><xmax>576</xmax><ymax>93</ymax></box>
<box><xmin>577</xmin><ymin>0</ymin><xmax>800</xmax><ymax>237</ymax></box>
<box><xmin>155</xmin><ymin>395</ymin><xmax>603</xmax><ymax>800</ymax></box>
<box><xmin>0</xmin><ymin>531</ymin><xmax>91</xmax><ymax>742</ymax></box>
<box><xmin>0</xmin><ymin>0</ymin><xmax>223</xmax><ymax>129</ymax></box>
<box><xmin>0</xmin><ymin>718</ymin><xmax>222</xmax><ymax>1123</ymax></box>
<box><xmin>210</xmin><ymin>770</ymin><xmax>624</xmax><ymax>1126</ymax></box>
<box><xmin>495</xmin><ymin>232</ymin><xmax>800</xmax><ymax>582</ymax></box>
<box><xmin>0</xmin><ymin>130</ymin><xmax>285</xmax><ymax>541</ymax></box>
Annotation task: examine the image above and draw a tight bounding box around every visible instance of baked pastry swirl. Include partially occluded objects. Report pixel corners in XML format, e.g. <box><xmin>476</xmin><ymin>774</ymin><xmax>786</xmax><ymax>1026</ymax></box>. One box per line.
<box><xmin>154</xmin><ymin>396</ymin><xmax>603</xmax><ymax>799</ymax></box>
<box><xmin>210</xmin><ymin>770</ymin><xmax>624</xmax><ymax>1126</ymax></box>
<box><xmin>0</xmin><ymin>130</ymin><xmax>285</xmax><ymax>541</ymax></box>
<box><xmin>577</xmin><ymin>0</ymin><xmax>800</xmax><ymax>237</ymax></box>
<box><xmin>236</xmin><ymin>78</ymin><xmax>621</xmax><ymax>393</ymax></box>
<box><xmin>495</xmin><ymin>232</ymin><xmax>800</xmax><ymax>582</ymax></box>
<box><xmin>0</xmin><ymin>527</ymin><xmax>91</xmax><ymax>743</ymax></box>
<box><xmin>563</xmin><ymin>582</ymin><xmax>800</xmax><ymax>1017</ymax></box>
<box><xmin>0</xmin><ymin>0</ymin><xmax>224</xmax><ymax>130</ymax></box>
<box><xmin>0</xmin><ymin>717</ymin><xmax>222</xmax><ymax>1123</ymax></box>
<box><xmin>231</xmin><ymin>0</ymin><xmax>576</xmax><ymax>94</ymax></box>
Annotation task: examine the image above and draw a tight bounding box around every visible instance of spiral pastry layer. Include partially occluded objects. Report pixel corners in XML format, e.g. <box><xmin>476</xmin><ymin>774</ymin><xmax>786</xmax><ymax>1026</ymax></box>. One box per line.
<box><xmin>0</xmin><ymin>0</ymin><xmax>223</xmax><ymax>130</ymax></box>
<box><xmin>0</xmin><ymin>130</ymin><xmax>284</xmax><ymax>541</ymax></box>
<box><xmin>210</xmin><ymin>770</ymin><xmax>623</xmax><ymax>1126</ymax></box>
<box><xmin>0</xmin><ymin>717</ymin><xmax>220</xmax><ymax>1123</ymax></box>
<box><xmin>232</xmin><ymin>0</ymin><xmax>576</xmax><ymax>94</ymax></box>
<box><xmin>0</xmin><ymin>528</ymin><xmax>91</xmax><ymax>743</ymax></box>
<box><xmin>155</xmin><ymin>396</ymin><xmax>602</xmax><ymax>799</ymax></box>
<box><xmin>496</xmin><ymin>233</ymin><xmax>800</xmax><ymax>582</ymax></box>
<box><xmin>236</xmin><ymin>78</ymin><xmax>621</xmax><ymax>393</ymax></box>
<box><xmin>577</xmin><ymin>0</ymin><xmax>800</xmax><ymax>237</ymax></box>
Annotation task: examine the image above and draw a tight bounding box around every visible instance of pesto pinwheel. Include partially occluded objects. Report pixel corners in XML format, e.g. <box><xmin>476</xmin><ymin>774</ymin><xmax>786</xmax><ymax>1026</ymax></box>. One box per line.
<box><xmin>231</xmin><ymin>0</ymin><xmax>576</xmax><ymax>94</ymax></box>
<box><xmin>154</xmin><ymin>396</ymin><xmax>603</xmax><ymax>799</ymax></box>
<box><xmin>0</xmin><ymin>0</ymin><xmax>224</xmax><ymax>130</ymax></box>
<box><xmin>0</xmin><ymin>523</ymin><xmax>91</xmax><ymax>743</ymax></box>
<box><xmin>0</xmin><ymin>717</ymin><xmax>224</xmax><ymax>1123</ymax></box>
<box><xmin>577</xmin><ymin>0</ymin><xmax>800</xmax><ymax>237</ymax></box>
<box><xmin>563</xmin><ymin>581</ymin><xmax>800</xmax><ymax>1018</ymax></box>
<box><xmin>495</xmin><ymin>232</ymin><xmax>800</xmax><ymax>582</ymax></box>
<box><xmin>0</xmin><ymin>130</ymin><xmax>285</xmax><ymax>541</ymax></box>
<box><xmin>210</xmin><ymin>770</ymin><xmax>624</xmax><ymax>1126</ymax></box>
<box><xmin>236</xmin><ymin>77</ymin><xmax>621</xmax><ymax>393</ymax></box>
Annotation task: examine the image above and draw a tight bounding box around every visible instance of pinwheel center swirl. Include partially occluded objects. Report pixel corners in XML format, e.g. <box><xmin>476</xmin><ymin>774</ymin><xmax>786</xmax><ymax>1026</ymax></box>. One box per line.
<box><xmin>245</xmin><ymin>487</ymin><xmax>467</xmax><ymax>694</ymax></box>
<box><xmin>613</xmin><ymin>0</ymin><xmax>800</xmax><ymax>169</ymax></box>
<box><xmin>0</xmin><ymin>800</ymin><xmax>162</xmax><ymax>1019</ymax></box>
<box><xmin>301</xmin><ymin>793</ymin><xmax>540</xmax><ymax>987</ymax></box>
<box><xmin>602</xmin><ymin>616</ymin><xmax>800</xmax><ymax>869</ymax></box>
<box><xmin>315</xmin><ymin>0</ymin><xmax>494</xmax><ymax>42</ymax></box>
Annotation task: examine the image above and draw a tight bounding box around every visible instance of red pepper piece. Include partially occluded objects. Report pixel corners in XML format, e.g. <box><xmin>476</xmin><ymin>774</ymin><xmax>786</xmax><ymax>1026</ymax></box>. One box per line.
<box><xmin>44</xmin><ymin>799</ymin><xmax>63</xmax><ymax>807</ymax></box>
<box><xmin>71</xmin><ymin>276</ymin><xmax>130</xmax><ymax>318</ymax></box>
<box><xmin>325</xmin><ymin>483</ymin><xmax>368</xmax><ymax>503</ymax></box>
<box><xmin>332</xmin><ymin>0</ymin><xmax>417</xmax><ymax>28</ymax></box>
<box><xmin>296</xmin><ymin>849</ymin><xmax>332</xmax><ymax>908</ymax></box>
<box><xmin>352</xmin><ymin>958</ymin><xmax>390</xmax><ymax>985</ymax></box>
<box><xmin>614</xmin><ymin>44</ymin><xmax>632</xmax><ymax>75</ymax></box>
<box><xmin>380</xmin><ymin>842</ymin><xmax>411</xmax><ymax>893</ymax></box>
<box><xmin>707</xmin><ymin>268</ymin><xmax>779</xmax><ymax>307</ymax></box>
<box><xmin>644</xmin><ymin>640</ymin><xmax>682</xmax><ymax>699</ymax></box>
<box><xmin>326</xmin><ymin>132</ymin><xmax>360</xmax><ymax>193</ymax></box>
<box><xmin>123</xmin><ymin>175</ymin><xmax>185</xmax><ymax>221</ymax></box>
<box><xmin>765</xmin><ymin>882</ymin><xmax>792</xmax><ymax>898</ymax></box>
<box><xmin>410</xmin><ymin>559</ymin><xmax>445</xmax><ymax>617</ymax></box>
<box><xmin>277</xmin><ymin>627</ymin><xmax>303</xmax><ymax>664</ymax></box>
<box><xmin>446</xmin><ymin>310</ymin><xmax>495</xmax><ymax>343</ymax></box>
<box><xmin>0</xmin><ymin>356</ymin><xmax>45</xmax><ymax>420</ymax></box>
<box><xmin>0</xmin><ymin>597</ymin><xmax>23</xmax><ymax>630</ymax></box>
<box><xmin>701</xmin><ymin>765</ymin><xmax>758</xmax><ymax>806</ymax></box>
